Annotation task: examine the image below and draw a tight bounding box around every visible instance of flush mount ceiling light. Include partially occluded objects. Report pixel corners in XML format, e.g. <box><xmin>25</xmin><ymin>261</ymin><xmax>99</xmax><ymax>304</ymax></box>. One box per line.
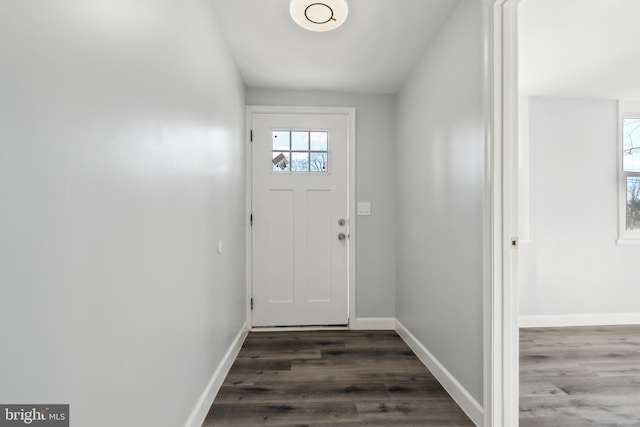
<box><xmin>290</xmin><ymin>0</ymin><xmax>349</xmax><ymax>32</ymax></box>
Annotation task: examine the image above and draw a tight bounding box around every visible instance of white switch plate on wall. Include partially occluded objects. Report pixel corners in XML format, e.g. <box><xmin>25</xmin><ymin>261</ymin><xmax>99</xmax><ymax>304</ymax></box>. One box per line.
<box><xmin>357</xmin><ymin>202</ymin><xmax>371</xmax><ymax>216</ymax></box>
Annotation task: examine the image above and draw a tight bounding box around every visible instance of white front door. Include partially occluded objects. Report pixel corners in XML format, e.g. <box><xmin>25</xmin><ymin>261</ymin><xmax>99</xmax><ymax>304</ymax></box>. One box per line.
<box><xmin>251</xmin><ymin>112</ymin><xmax>350</xmax><ymax>327</ymax></box>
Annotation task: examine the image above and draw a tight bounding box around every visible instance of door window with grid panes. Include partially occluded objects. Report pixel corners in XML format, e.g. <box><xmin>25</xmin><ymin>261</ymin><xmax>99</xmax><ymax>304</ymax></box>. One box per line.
<box><xmin>272</xmin><ymin>130</ymin><xmax>329</xmax><ymax>173</ymax></box>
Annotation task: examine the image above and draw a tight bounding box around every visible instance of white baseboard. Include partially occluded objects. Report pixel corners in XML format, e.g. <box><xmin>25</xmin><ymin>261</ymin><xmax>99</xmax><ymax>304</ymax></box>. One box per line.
<box><xmin>184</xmin><ymin>321</ymin><xmax>249</xmax><ymax>427</ymax></box>
<box><xmin>353</xmin><ymin>317</ymin><xmax>396</xmax><ymax>330</ymax></box>
<box><xmin>395</xmin><ymin>320</ymin><xmax>483</xmax><ymax>427</ymax></box>
<box><xmin>519</xmin><ymin>312</ymin><xmax>640</xmax><ymax>328</ymax></box>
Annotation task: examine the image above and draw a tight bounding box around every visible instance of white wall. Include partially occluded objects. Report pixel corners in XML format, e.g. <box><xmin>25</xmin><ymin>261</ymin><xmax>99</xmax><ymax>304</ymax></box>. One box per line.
<box><xmin>246</xmin><ymin>89</ymin><xmax>397</xmax><ymax>318</ymax></box>
<box><xmin>519</xmin><ymin>97</ymin><xmax>640</xmax><ymax>316</ymax></box>
<box><xmin>0</xmin><ymin>2</ymin><xmax>246</xmax><ymax>426</ymax></box>
<box><xmin>395</xmin><ymin>0</ymin><xmax>484</xmax><ymax>403</ymax></box>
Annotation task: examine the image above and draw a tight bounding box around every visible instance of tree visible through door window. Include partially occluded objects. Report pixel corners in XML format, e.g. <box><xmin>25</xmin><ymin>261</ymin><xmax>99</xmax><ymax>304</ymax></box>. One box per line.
<box><xmin>272</xmin><ymin>130</ymin><xmax>328</xmax><ymax>173</ymax></box>
<box><xmin>619</xmin><ymin>101</ymin><xmax>640</xmax><ymax>242</ymax></box>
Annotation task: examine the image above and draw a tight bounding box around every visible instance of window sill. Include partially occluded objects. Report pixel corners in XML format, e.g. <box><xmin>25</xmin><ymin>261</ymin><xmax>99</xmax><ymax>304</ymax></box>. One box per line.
<box><xmin>616</xmin><ymin>238</ymin><xmax>640</xmax><ymax>246</ymax></box>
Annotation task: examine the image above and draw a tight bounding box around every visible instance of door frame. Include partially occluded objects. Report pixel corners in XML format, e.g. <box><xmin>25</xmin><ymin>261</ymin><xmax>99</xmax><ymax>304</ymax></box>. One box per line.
<box><xmin>483</xmin><ymin>0</ymin><xmax>520</xmax><ymax>426</ymax></box>
<box><xmin>245</xmin><ymin>105</ymin><xmax>357</xmax><ymax>329</ymax></box>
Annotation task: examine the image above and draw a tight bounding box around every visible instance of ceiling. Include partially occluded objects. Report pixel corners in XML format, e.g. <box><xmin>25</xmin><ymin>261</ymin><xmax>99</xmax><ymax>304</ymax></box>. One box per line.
<box><xmin>519</xmin><ymin>0</ymin><xmax>640</xmax><ymax>100</ymax></box>
<box><xmin>211</xmin><ymin>0</ymin><xmax>460</xmax><ymax>94</ymax></box>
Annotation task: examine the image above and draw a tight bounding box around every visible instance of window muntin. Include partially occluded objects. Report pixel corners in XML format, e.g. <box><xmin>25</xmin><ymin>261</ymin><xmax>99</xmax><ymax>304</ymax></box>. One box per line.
<box><xmin>272</xmin><ymin>130</ymin><xmax>329</xmax><ymax>173</ymax></box>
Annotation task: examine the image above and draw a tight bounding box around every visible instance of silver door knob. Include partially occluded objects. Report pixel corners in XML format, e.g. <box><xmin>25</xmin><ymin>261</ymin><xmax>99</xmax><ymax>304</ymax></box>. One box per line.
<box><xmin>338</xmin><ymin>233</ymin><xmax>346</xmax><ymax>241</ymax></box>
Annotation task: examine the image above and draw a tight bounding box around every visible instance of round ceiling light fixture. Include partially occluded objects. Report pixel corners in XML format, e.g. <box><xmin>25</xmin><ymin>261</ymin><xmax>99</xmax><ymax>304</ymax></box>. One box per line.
<box><xmin>290</xmin><ymin>0</ymin><xmax>349</xmax><ymax>32</ymax></box>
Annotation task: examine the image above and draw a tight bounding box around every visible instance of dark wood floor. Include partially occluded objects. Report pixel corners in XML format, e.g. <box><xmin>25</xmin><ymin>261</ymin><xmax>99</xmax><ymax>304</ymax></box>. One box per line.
<box><xmin>520</xmin><ymin>325</ymin><xmax>640</xmax><ymax>427</ymax></box>
<box><xmin>204</xmin><ymin>330</ymin><xmax>473</xmax><ymax>426</ymax></box>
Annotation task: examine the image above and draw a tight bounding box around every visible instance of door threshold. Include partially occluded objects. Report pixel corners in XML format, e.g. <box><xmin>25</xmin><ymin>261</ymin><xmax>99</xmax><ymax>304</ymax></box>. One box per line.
<box><xmin>251</xmin><ymin>325</ymin><xmax>349</xmax><ymax>332</ymax></box>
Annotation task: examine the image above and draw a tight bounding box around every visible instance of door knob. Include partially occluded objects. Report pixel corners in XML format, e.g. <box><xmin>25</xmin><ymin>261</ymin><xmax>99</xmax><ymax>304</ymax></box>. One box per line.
<box><xmin>338</xmin><ymin>233</ymin><xmax>346</xmax><ymax>241</ymax></box>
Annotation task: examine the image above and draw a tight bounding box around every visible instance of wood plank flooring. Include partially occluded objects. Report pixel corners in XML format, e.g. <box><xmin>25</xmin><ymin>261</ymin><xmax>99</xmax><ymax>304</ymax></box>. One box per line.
<box><xmin>204</xmin><ymin>330</ymin><xmax>473</xmax><ymax>426</ymax></box>
<box><xmin>520</xmin><ymin>325</ymin><xmax>640</xmax><ymax>427</ymax></box>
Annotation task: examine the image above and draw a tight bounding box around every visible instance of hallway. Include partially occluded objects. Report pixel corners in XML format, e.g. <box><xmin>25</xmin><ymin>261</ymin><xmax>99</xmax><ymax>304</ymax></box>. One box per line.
<box><xmin>0</xmin><ymin>1</ymin><xmax>486</xmax><ymax>425</ymax></box>
<box><xmin>206</xmin><ymin>330</ymin><xmax>473</xmax><ymax>426</ymax></box>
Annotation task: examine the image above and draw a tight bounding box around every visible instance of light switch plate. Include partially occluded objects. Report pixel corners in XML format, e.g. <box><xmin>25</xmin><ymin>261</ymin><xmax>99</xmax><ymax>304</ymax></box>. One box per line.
<box><xmin>357</xmin><ymin>202</ymin><xmax>371</xmax><ymax>216</ymax></box>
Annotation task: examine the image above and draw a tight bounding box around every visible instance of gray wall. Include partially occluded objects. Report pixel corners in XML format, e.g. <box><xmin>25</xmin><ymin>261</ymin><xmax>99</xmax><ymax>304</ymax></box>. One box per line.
<box><xmin>520</xmin><ymin>97</ymin><xmax>640</xmax><ymax>315</ymax></box>
<box><xmin>0</xmin><ymin>2</ymin><xmax>246</xmax><ymax>426</ymax></box>
<box><xmin>246</xmin><ymin>89</ymin><xmax>397</xmax><ymax>318</ymax></box>
<box><xmin>395</xmin><ymin>0</ymin><xmax>484</xmax><ymax>402</ymax></box>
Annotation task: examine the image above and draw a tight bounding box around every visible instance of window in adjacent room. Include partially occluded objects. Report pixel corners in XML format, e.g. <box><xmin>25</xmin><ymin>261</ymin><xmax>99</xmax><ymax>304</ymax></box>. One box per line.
<box><xmin>618</xmin><ymin>101</ymin><xmax>640</xmax><ymax>243</ymax></box>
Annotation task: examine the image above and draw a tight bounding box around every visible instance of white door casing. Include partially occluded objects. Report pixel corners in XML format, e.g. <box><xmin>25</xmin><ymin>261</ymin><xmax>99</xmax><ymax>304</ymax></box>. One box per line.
<box><xmin>484</xmin><ymin>0</ymin><xmax>520</xmax><ymax>426</ymax></box>
<box><xmin>249</xmin><ymin>110</ymin><xmax>353</xmax><ymax>327</ymax></box>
